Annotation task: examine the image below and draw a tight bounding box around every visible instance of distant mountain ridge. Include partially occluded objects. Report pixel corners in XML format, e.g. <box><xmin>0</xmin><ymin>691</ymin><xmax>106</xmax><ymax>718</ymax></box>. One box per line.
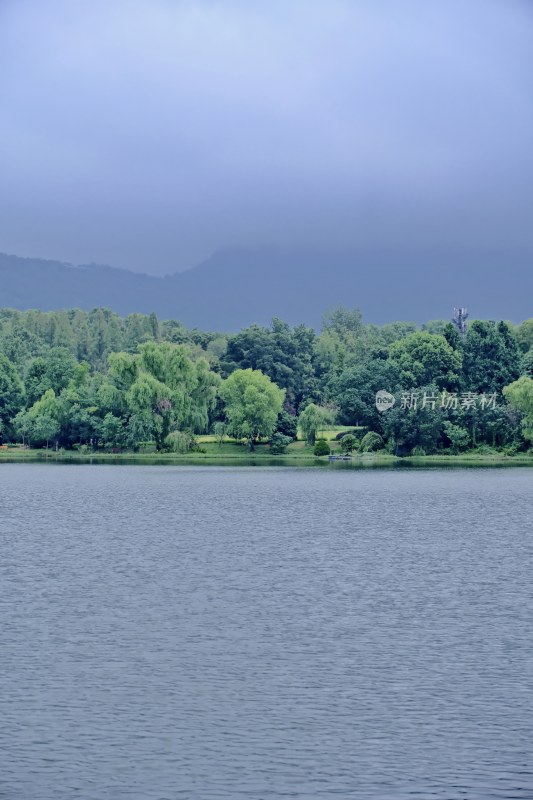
<box><xmin>1</xmin><ymin>246</ymin><xmax>532</xmax><ymax>330</ymax></box>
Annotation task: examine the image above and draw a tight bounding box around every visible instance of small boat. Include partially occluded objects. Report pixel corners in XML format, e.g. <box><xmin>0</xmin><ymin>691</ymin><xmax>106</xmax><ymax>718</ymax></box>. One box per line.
<box><xmin>328</xmin><ymin>454</ymin><xmax>352</xmax><ymax>461</ymax></box>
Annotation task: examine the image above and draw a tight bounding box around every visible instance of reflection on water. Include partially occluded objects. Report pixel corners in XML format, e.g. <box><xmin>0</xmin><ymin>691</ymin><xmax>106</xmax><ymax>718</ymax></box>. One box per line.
<box><xmin>1</xmin><ymin>465</ymin><xmax>532</xmax><ymax>799</ymax></box>
<box><xmin>1</xmin><ymin>453</ymin><xmax>532</xmax><ymax>470</ymax></box>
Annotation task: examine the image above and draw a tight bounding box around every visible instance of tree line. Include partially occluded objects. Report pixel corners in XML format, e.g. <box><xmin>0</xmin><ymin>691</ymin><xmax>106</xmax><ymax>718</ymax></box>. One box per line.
<box><xmin>1</xmin><ymin>306</ymin><xmax>533</xmax><ymax>455</ymax></box>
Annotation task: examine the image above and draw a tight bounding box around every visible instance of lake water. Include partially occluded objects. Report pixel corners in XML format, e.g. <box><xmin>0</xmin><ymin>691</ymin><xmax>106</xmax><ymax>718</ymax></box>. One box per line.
<box><xmin>1</xmin><ymin>464</ymin><xmax>532</xmax><ymax>800</ymax></box>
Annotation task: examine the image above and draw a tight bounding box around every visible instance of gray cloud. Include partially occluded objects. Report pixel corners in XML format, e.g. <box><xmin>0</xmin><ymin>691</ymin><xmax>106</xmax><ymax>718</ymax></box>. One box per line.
<box><xmin>1</xmin><ymin>0</ymin><xmax>532</xmax><ymax>273</ymax></box>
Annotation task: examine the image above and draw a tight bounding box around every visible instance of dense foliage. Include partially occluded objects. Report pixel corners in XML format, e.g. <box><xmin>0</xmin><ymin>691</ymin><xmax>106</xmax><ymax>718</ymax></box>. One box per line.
<box><xmin>1</xmin><ymin>306</ymin><xmax>532</xmax><ymax>455</ymax></box>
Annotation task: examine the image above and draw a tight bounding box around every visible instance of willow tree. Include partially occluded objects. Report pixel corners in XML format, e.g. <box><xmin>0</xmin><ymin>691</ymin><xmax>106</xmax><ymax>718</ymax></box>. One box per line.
<box><xmin>106</xmin><ymin>342</ymin><xmax>219</xmax><ymax>449</ymax></box>
<box><xmin>298</xmin><ymin>403</ymin><xmax>335</xmax><ymax>445</ymax></box>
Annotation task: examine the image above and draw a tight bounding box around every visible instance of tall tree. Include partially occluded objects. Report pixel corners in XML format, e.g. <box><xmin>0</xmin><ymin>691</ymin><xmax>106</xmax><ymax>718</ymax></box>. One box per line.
<box><xmin>219</xmin><ymin>368</ymin><xmax>285</xmax><ymax>450</ymax></box>
<box><xmin>388</xmin><ymin>332</ymin><xmax>462</xmax><ymax>390</ymax></box>
<box><xmin>462</xmin><ymin>321</ymin><xmax>521</xmax><ymax>393</ymax></box>
<box><xmin>0</xmin><ymin>352</ymin><xmax>24</xmax><ymax>437</ymax></box>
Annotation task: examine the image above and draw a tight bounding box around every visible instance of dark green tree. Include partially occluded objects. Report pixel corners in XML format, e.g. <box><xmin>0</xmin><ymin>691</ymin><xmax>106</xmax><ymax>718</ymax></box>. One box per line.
<box><xmin>0</xmin><ymin>352</ymin><xmax>24</xmax><ymax>437</ymax></box>
<box><xmin>462</xmin><ymin>321</ymin><xmax>521</xmax><ymax>393</ymax></box>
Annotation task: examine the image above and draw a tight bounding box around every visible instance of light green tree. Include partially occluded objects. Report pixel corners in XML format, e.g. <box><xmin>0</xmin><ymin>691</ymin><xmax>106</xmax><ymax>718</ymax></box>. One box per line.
<box><xmin>219</xmin><ymin>368</ymin><xmax>285</xmax><ymax>450</ymax></box>
<box><xmin>503</xmin><ymin>376</ymin><xmax>533</xmax><ymax>443</ymax></box>
<box><xmin>33</xmin><ymin>414</ymin><xmax>60</xmax><ymax>449</ymax></box>
<box><xmin>107</xmin><ymin>342</ymin><xmax>220</xmax><ymax>449</ymax></box>
<box><xmin>26</xmin><ymin>388</ymin><xmax>62</xmax><ymax>448</ymax></box>
<box><xmin>298</xmin><ymin>403</ymin><xmax>335</xmax><ymax>444</ymax></box>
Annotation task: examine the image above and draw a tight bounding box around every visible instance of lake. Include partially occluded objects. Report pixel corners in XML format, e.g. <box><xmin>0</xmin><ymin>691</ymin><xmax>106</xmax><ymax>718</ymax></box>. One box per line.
<box><xmin>1</xmin><ymin>464</ymin><xmax>532</xmax><ymax>799</ymax></box>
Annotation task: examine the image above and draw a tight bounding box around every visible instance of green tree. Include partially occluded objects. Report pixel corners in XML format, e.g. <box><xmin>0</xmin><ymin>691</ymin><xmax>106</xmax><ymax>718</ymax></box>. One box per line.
<box><xmin>14</xmin><ymin>410</ymin><xmax>34</xmax><ymax>447</ymax></box>
<box><xmin>328</xmin><ymin>359</ymin><xmax>400</xmax><ymax>428</ymax></box>
<box><xmin>274</xmin><ymin>410</ymin><xmax>298</xmax><ymax>440</ymax></box>
<box><xmin>360</xmin><ymin>431</ymin><xmax>383</xmax><ymax>452</ymax></box>
<box><xmin>298</xmin><ymin>403</ymin><xmax>335</xmax><ymax>444</ymax></box>
<box><xmin>521</xmin><ymin>349</ymin><xmax>533</xmax><ymax>378</ymax></box>
<box><xmin>380</xmin><ymin>393</ymin><xmax>442</xmax><ymax>455</ymax></box>
<box><xmin>106</xmin><ymin>342</ymin><xmax>219</xmax><ymax>449</ymax></box>
<box><xmin>269</xmin><ymin>432</ymin><xmax>292</xmax><ymax>454</ymax></box>
<box><xmin>219</xmin><ymin>368</ymin><xmax>285</xmax><ymax>450</ymax></box>
<box><xmin>100</xmin><ymin>413</ymin><xmax>125</xmax><ymax>448</ymax></box>
<box><xmin>126</xmin><ymin>412</ymin><xmax>154</xmax><ymax>451</ymax></box>
<box><xmin>388</xmin><ymin>332</ymin><xmax>462</xmax><ymax>390</ymax></box>
<box><xmin>165</xmin><ymin>430</ymin><xmax>197</xmax><ymax>453</ymax></box>
<box><xmin>340</xmin><ymin>433</ymin><xmax>358</xmax><ymax>454</ymax></box>
<box><xmin>443</xmin><ymin>421</ymin><xmax>470</xmax><ymax>453</ymax></box>
<box><xmin>25</xmin><ymin>389</ymin><xmax>62</xmax><ymax>448</ymax></box>
<box><xmin>515</xmin><ymin>319</ymin><xmax>533</xmax><ymax>353</ymax></box>
<box><xmin>213</xmin><ymin>421</ymin><xmax>226</xmax><ymax>448</ymax></box>
<box><xmin>0</xmin><ymin>352</ymin><xmax>24</xmax><ymax>436</ymax></box>
<box><xmin>221</xmin><ymin>319</ymin><xmax>317</xmax><ymax>412</ymax></box>
<box><xmin>33</xmin><ymin>414</ymin><xmax>60</xmax><ymax>449</ymax></box>
<box><xmin>25</xmin><ymin>347</ymin><xmax>78</xmax><ymax>405</ymax></box>
<box><xmin>503</xmin><ymin>376</ymin><xmax>533</xmax><ymax>444</ymax></box>
<box><xmin>462</xmin><ymin>321</ymin><xmax>521</xmax><ymax>393</ymax></box>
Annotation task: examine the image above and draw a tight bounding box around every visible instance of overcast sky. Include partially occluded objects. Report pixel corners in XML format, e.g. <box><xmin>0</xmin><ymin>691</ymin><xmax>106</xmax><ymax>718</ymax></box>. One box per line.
<box><xmin>1</xmin><ymin>0</ymin><xmax>532</xmax><ymax>274</ymax></box>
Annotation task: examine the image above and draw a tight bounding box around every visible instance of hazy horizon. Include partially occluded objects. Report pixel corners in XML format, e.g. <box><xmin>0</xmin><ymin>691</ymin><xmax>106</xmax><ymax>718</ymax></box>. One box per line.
<box><xmin>2</xmin><ymin>0</ymin><xmax>533</xmax><ymax>276</ymax></box>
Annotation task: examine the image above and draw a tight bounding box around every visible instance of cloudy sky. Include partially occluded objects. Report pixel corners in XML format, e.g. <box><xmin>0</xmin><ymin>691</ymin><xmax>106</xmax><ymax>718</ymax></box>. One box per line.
<box><xmin>1</xmin><ymin>0</ymin><xmax>532</xmax><ymax>274</ymax></box>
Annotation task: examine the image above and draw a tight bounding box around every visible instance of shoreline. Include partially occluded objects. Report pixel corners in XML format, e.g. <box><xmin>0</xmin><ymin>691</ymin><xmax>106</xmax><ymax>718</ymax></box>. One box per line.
<box><xmin>1</xmin><ymin>450</ymin><xmax>532</xmax><ymax>468</ymax></box>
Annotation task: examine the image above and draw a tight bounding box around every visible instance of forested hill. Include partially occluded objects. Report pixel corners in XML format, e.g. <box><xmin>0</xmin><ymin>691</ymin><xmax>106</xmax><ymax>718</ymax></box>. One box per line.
<box><xmin>2</xmin><ymin>247</ymin><xmax>533</xmax><ymax>330</ymax></box>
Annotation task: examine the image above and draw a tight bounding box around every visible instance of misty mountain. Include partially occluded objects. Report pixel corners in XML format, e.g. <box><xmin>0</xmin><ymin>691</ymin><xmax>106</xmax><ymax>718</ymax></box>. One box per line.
<box><xmin>1</xmin><ymin>247</ymin><xmax>532</xmax><ymax>330</ymax></box>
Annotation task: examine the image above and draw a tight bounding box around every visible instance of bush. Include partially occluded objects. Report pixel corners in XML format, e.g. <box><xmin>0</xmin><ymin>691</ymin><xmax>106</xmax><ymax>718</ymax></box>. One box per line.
<box><xmin>360</xmin><ymin>431</ymin><xmax>383</xmax><ymax>452</ymax></box>
<box><xmin>314</xmin><ymin>438</ymin><xmax>330</xmax><ymax>456</ymax></box>
<box><xmin>410</xmin><ymin>446</ymin><xmax>426</xmax><ymax>456</ymax></box>
<box><xmin>269</xmin><ymin>432</ymin><xmax>292</xmax><ymax>454</ymax></box>
<box><xmin>340</xmin><ymin>433</ymin><xmax>358</xmax><ymax>453</ymax></box>
<box><xmin>165</xmin><ymin>430</ymin><xmax>198</xmax><ymax>453</ymax></box>
<box><xmin>334</xmin><ymin>428</ymin><xmax>362</xmax><ymax>440</ymax></box>
<box><xmin>474</xmin><ymin>444</ymin><xmax>498</xmax><ymax>455</ymax></box>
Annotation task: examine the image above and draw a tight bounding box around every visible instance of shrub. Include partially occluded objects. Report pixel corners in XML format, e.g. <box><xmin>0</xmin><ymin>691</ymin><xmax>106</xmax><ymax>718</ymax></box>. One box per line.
<box><xmin>360</xmin><ymin>431</ymin><xmax>383</xmax><ymax>452</ymax></box>
<box><xmin>410</xmin><ymin>445</ymin><xmax>426</xmax><ymax>456</ymax></box>
<box><xmin>165</xmin><ymin>430</ymin><xmax>198</xmax><ymax>453</ymax></box>
<box><xmin>313</xmin><ymin>438</ymin><xmax>330</xmax><ymax>456</ymax></box>
<box><xmin>474</xmin><ymin>444</ymin><xmax>498</xmax><ymax>455</ymax></box>
<box><xmin>269</xmin><ymin>432</ymin><xmax>292</xmax><ymax>454</ymax></box>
